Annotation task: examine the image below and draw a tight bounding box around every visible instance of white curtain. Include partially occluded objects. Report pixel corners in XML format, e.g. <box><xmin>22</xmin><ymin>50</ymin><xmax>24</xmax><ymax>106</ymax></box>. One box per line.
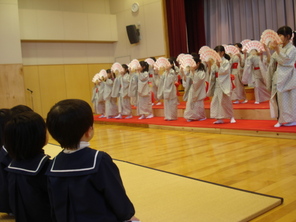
<box><xmin>204</xmin><ymin>0</ymin><xmax>296</xmax><ymax>48</ymax></box>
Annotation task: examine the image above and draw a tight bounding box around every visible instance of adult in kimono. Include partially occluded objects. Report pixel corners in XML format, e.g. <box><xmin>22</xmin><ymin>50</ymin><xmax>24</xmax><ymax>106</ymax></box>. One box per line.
<box><xmin>4</xmin><ymin>111</ymin><xmax>52</xmax><ymax>222</ymax></box>
<box><xmin>103</xmin><ymin>69</ymin><xmax>118</xmax><ymax>119</ymax></box>
<box><xmin>162</xmin><ymin>58</ymin><xmax>179</xmax><ymax>121</ymax></box>
<box><xmin>231</xmin><ymin>46</ymin><xmax>248</xmax><ymax>104</ymax></box>
<box><xmin>265</xmin><ymin>26</ymin><xmax>296</xmax><ymax>127</ymax></box>
<box><xmin>242</xmin><ymin>48</ymin><xmax>270</xmax><ymax>104</ymax></box>
<box><xmin>207</xmin><ymin>45</ymin><xmax>236</xmax><ymax>124</ymax></box>
<box><xmin>46</xmin><ymin>99</ymin><xmax>139</xmax><ymax>222</ymax></box>
<box><xmin>114</xmin><ymin>64</ymin><xmax>133</xmax><ymax>119</ymax></box>
<box><xmin>184</xmin><ymin>56</ymin><xmax>207</xmax><ymax>122</ymax></box>
<box><xmin>137</xmin><ymin>61</ymin><xmax>153</xmax><ymax>119</ymax></box>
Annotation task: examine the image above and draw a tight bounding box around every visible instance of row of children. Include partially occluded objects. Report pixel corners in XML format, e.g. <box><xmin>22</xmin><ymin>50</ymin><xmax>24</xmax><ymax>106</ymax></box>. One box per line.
<box><xmin>92</xmin><ymin>25</ymin><xmax>296</xmax><ymax>127</ymax></box>
<box><xmin>0</xmin><ymin>101</ymin><xmax>139</xmax><ymax>221</ymax></box>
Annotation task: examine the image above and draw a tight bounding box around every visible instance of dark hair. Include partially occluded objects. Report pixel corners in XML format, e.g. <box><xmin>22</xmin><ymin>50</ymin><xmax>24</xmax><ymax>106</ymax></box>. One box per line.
<box><xmin>0</xmin><ymin>109</ymin><xmax>11</xmax><ymax>147</ymax></box>
<box><xmin>139</xmin><ymin>61</ymin><xmax>149</xmax><ymax>72</ymax></box>
<box><xmin>277</xmin><ymin>26</ymin><xmax>296</xmax><ymax>46</ymax></box>
<box><xmin>4</xmin><ymin>111</ymin><xmax>46</xmax><ymax>160</ymax></box>
<box><xmin>214</xmin><ymin>45</ymin><xmax>230</xmax><ymax>60</ymax></box>
<box><xmin>46</xmin><ymin>99</ymin><xmax>94</xmax><ymax>149</ymax></box>
<box><xmin>10</xmin><ymin>105</ymin><xmax>33</xmax><ymax>116</ymax></box>
<box><xmin>122</xmin><ymin>64</ymin><xmax>129</xmax><ymax>74</ymax></box>
<box><xmin>193</xmin><ymin>55</ymin><xmax>206</xmax><ymax>71</ymax></box>
<box><xmin>235</xmin><ymin>43</ymin><xmax>242</xmax><ymax>49</ymax></box>
<box><xmin>168</xmin><ymin>57</ymin><xmax>176</xmax><ymax>71</ymax></box>
<box><xmin>150</xmin><ymin>57</ymin><xmax>156</xmax><ymax>61</ymax></box>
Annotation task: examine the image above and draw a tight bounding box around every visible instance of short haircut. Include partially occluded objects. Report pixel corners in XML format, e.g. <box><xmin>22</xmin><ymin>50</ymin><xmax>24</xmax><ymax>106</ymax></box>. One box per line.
<box><xmin>10</xmin><ymin>105</ymin><xmax>33</xmax><ymax>116</ymax></box>
<box><xmin>46</xmin><ymin>99</ymin><xmax>94</xmax><ymax>149</ymax></box>
<box><xmin>0</xmin><ymin>109</ymin><xmax>11</xmax><ymax>147</ymax></box>
<box><xmin>4</xmin><ymin>111</ymin><xmax>46</xmax><ymax>160</ymax></box>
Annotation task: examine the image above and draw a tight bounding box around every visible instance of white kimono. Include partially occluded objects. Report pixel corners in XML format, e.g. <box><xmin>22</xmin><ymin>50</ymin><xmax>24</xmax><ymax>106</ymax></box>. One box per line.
<box><xmin>137</xmin><ymin>71</ymin><xmax>152</xmax><ymax>115</ymax></box>
<box><xmin>266</xmin><ymin>42</ymin><xmax>296</xmax><ymax>123</ymax></box>
<box><xmin>230</xmin><ymin>55</ymin><xmax>247</xmax><ymax>100</ymax></box>
<box><xmin>128</xmin><ymin>72</ymin><xmax>138</xmax><ymax>106</ymax></box>
<box><xmin>117</xmin><ymin>73</ymin><xmax>132</xmax><ymax>115</ymax></box>
<box><xmin>184</xmin><ymin>70</ymin><xmax>207</xmax><ymax>120</ymax></box>
<box><xmin>208</xmin><ymin>57</ymin><xmax>234</xmax><ymax>119</ymax></box>
<box><xmin>91</xmin><ymin>84</ymin><xmax>99</xmax><ymax>114</ymax></box>
<box><xmin>103</xmin><ymin>78</ymin><xmax>118</xmax><ymax>117</ymax></box>
<box><xmin>96</xmin><ymin>82</ymin><xmax>105</xmax><ymax>115</ymax></box>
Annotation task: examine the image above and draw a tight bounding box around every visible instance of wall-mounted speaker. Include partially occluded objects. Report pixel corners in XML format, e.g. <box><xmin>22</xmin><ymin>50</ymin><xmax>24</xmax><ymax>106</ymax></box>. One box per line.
<box><xmin>126</xmin><ymin>25</ymin><xmax>140</xmax><ymax>44</ymax></box>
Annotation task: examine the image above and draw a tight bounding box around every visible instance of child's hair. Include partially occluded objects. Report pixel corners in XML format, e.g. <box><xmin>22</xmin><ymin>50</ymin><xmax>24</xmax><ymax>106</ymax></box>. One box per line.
<box><xmin>4</xmin><ymin>111</ymin><xmax>46</xmax><ymax>160</ymax></box>
<box><xmin>168</xmin><ymin>57</ymin><xmax>176</xmax><ymax>71</ymax></box>
<box><xmin>10</xmin><ymin>105</ymin><xmax>33</xmax><ymax>116</ymax></box>
<box><xmin>277</xmin><ymin>26</ymin><xmax>296</xmax><ymax>46</ymax></box>
<box><xmin>150</xmin><ymin>57</ymin><xmax>156</xmax><ymax>61</ymax></box>
<box><xmin>234</xmin><ymin>43</ymin><xmax>242</xmax><ymax>49</ymax></box>
<box><xmin>193</xmin><ymin>55</ymin><xmax>206</xmax><ymax>71</ymax></box>
<box><xmin>122</xmin><ymin>64</ymin><xmax>129</xmax><ymax>74</ymax></box>
<box><xmin>214</xmin><ymin>45</ymin><xmax>230</xmax><ymax>60</ymax></box>
<box><xmin>46</xmin><ymin>99</ymin><xmax>94</xmax><ymax>149</ymax></box>
<box><xmin>0</xmin><ymin>109</ymin><xmax>11</xmax><ymax>147</ymax></box>
<box><xmin>139</xmin><ymin>61</ymin><xmax>149</xmax><ymax>72</ymax></box>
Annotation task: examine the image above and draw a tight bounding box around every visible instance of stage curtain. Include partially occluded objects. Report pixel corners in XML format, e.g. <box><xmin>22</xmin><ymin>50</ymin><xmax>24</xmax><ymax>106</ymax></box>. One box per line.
<box><xmin>165</xmin><ymin>0</ymin><xmax>188</xmax><ymax>58</ymax></box>
<box><xmin>204</xmin><ymin>0</ymin><xmax>296</xmax><ymax>48</ymax></box>
<box><xmin>184</xmin><ymin>0</ymin><xmax>206</xmax><ymax>54</ymax></box>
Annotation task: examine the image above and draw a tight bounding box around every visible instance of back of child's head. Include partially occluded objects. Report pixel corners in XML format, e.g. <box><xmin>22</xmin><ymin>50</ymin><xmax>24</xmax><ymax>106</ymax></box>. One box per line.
<box><xmin>139</xmin><ymin>61</ymin><xmax>149</xmax><ymax>72</ymax></box>
<box><xmin>46</xmin><ymin>99</ymin><xmax>94</xmax><ymax>149</ymax></box>
<box><xmin>10</xmin><ymin>105</ymin><xmax>33</xmax><ymax>116</ymax></box>
<box><xmin>0</xmin><ymin>109</ymin><xmax>11</xmax><ymax>147</ymax></box>
<box><xmin>4</xmin><ymin>111</ymin><xmax>47</xmax><ymax>160</ymax></box>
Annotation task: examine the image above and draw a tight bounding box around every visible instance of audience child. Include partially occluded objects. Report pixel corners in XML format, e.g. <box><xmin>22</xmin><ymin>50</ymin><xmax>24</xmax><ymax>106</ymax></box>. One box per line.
<box><xmin>137</xmin><ymin>61</ymin><xmax>153</xmax><ymax>119</ymax></box>
<box><xmin>114</xmin><ymin>64</ymin><xmax>133</xmax><ymax>119</ymax></box>
<box><xmin>46</xmin><ymin>99</ymin><xmax>139</xmax><ymax>222</ymax></box>
<box><xmin>265</xmin><ymin>26</ymin><xmax>296</xmax><ymax>127</ymax></box>
<box><xmin>4</xmin><ymin>111</ymin><xmax>52</xmax><ymax>222</ymax></box>
<box><xmin>103</xmin><ymin>69</ymin><xmax>118</xmax><ymax>119</ymax></box>
<box><xmin>207</xmin><ymin>45</ymin><xmax>236</xmax><ymax>124</ymax></box>
<box><xmin>184</xmin><ymin>56</ymin><xmax>207</xmax><ymax>122</ymax></box>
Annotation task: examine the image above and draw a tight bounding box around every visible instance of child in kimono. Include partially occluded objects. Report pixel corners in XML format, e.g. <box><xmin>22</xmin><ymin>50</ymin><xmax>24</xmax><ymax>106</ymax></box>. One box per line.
<box><xmin>265</xmin><ymin>26</ymin><xmax>296</xmax><ymax>127</ymax></box>
<box><xmin>103</xmin><ymin>69</ymin><xmax>118</xmax><ymax>119</ymax></box>
<box><xmin>149</xmin><ymin>57</ymin><xmax>162</xmax><ymax>106</ymax></box>
<box><xmin>4</xmin><ymin>111</ymin><xmax>52</xmax><ymax>222</ymax></box>
<box><xmin>162</xmin><ymin>58</ymin><xmax>179</xmax><ymax>121</ymax></box>
<box><xmin>184</xmin><ymin>55</ymin><xmax>207</xmax><ymax>122</ymax></box>
<box><xmin>46</xmin><ymin>99</ymin><xmax>139</xmax><ymax>222</ymax></box>
<box><xmin>207</xmin><ymin>45</ymin><xmax>236</xmax><ymax>124</ymax></box>
<box><xmin>114</xmin><ymin>64</ymin><xmax>133</xmax><ymax>119</ymax></box>
<box><xmin>128</xmin><ymin>67</ymin><xmax>139</xmax><ymax>107</ymax></box>
<box><xmin>97</xmin><ymin>77</ymin><xmax>106</xmax><ymax>118</ymax></box>
<box><xmin>137</xmin><ymin>61</ymin><xmax>153</xmax><ymax>119</ymax></box>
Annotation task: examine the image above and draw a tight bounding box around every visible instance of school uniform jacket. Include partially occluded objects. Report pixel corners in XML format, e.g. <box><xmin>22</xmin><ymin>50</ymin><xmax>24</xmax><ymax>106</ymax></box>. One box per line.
<box><xmin>0</xmin><ymin>146</ymin><xmax>11</xmax><ymax>213</ymax></box>
<box><xmin>46</xmin><ymin>147</ymin><xmax>135</xmax><ymax>222</ymax></box>
<box><xmin>6</xmin><ymin>153</ymin><xmax>52</xmax><ymax>222</ymax></box>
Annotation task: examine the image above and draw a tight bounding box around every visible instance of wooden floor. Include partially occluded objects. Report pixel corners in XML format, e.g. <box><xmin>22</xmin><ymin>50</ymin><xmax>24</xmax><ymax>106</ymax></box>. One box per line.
<box><xmin>47</xmin><ymin>123</ymin><xmax>296</xmax><ymax>221</ymax></box>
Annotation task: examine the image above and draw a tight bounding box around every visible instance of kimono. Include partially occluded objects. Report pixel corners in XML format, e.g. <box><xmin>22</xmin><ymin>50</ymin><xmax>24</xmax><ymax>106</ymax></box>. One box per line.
<box><xmin>184</xmin><ymin>70</ymin><xmax>207</xmax><ymax>120</ymax></box>
<box><xmin>230</xmin><ymin>55</ymin><xmax>247</xmax><ymax>100</ymax></box>
<box><xmin>91</xmin><ymin>84</ymin><xmax>100</xmax><ymax>114</ymax></box>
<box><xmin>137</xmin><ymin>71</ymin><xmax>153</xmax><ymax>115</ymax></box>
<box><xmin>118</xmin><ymin>73</ymin><xmax>132</xmax><ymax>116</ymax></box>
<box><xmin>46</xmin><ymin>146</ymin><xmax>135</xmax><ymax>222</ymax></box>
<box><xmin>242</xmin><ymin>54</ymin><xmax>270</xmax><ymax>102</ymax></box>
<box><xmin>128</xmin><ymin>72</ymin><xmax>138</xmax><ymax>106</ymax></box>
<box><xmin>97</xmin><ymin>81</ymin><xmax>105</xmax><ymax>115</ymax></box>
<box><xmin>162</xmin><ymin>69</ymin><xmax>178</xmax><ymax>120</ymax></box>
<box><xmin>150</xmin><ymin>69</ymin><xmax>160</xmax><ymax>102</ymax></box>
<box><xmin>266</xmin><ymin>42</ymin><xmax>296</xmax><ymax>123</ymax></box>
<box><xmin>0</xmin><ymin>146</ymin><xmax>11</xmax><ymax>213</ymax></box>
<box><xmin>6</xmin><ymin>153</ymin><xmax>52</xmax><ymax>222</ymax></box>
<box><xmin>104</xmin><ymin>78</ymin><xmax>118</xmax><ymax>117</ymax></box>
<box><xmin>207</xmin><ymin>57</ymin><xmax>234</xmax><ymax>119</ymax></box>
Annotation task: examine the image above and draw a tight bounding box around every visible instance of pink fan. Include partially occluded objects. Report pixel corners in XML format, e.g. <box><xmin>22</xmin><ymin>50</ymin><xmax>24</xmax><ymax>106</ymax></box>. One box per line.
<box><xmin>92</xmin><ymin>73</ymin><xmax>100</xmax><ymax>83</ymax></box>
<box><xmin>128</xmin><ymin>59</ymin><xmax>141</xmax><ymax>70</ymax></box>
<box><xmin>111</xmin><ymin>62</ymin><xmax>124</xmax><ymax>73</ymax></box>
<box><xmin>242</xmin><ymin>40</ymin><xmax>265</xmax><ymax>53</ymax></box>
<box><xmin>198</xmin><ymin>46</ymin><xmax>210</xmax><ymax>54</ymax></box>
<box><xmin>154</xmin><ymin>57</ymin><xmax>170</xmax><ymax>69</ymax></box>
<box><xmin>200</xmin><ymin>48</ymin><xmax>222</xmax><ymax>63</ymax></box>
<box><xmin>176</xmin><ymin>53</ymin><xmax>186</xmax><ymax>62</ymax></box>
<box><xmin>225</xmin><ymin>45</ymin><xmax>239</xmax><ymax>55</ymax></box>
<box><xmin>180</xmin><ymin>55</ymin><xmax>196</xmax><ymax>69</ymax></box>
<box><xmin>260</xmin><ymin>29</ymin><xmax>282</xmax><ymax>46</ymax></box>
<box><xmin>145</xmin><ymin>58</ymin><xmax>155</xmax><ymax>66</ymax></box>
<box><xmin>241</xmin><ymin>39</ymin><xmax>251</xmax><ymax>47</ymax></box>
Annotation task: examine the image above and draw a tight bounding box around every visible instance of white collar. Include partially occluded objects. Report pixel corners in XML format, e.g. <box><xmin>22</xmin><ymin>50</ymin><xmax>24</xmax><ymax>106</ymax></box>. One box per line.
<box><xmin>63</xmin><ymin>141</ymin><xmax>90</xmax><ymax>154</ymax></box>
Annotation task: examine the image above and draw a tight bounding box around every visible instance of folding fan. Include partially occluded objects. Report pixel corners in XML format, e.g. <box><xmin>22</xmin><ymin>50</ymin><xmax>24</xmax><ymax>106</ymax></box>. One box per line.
<box><xmin>242</xmin><ymin>40</ymin><xmax>265</xmax><ymax>53</ymax></box>
<box><xmin>128</xmin><ymin>59</ymin><xmax>141</xmax><ymax>70</ymax></box>
<box><xmin>225</xmin><ymin>45</ymin><xmax>240</xmax><ymax>55</ymax></box>
<box><xmin>241</xmin><ymin>39</ymin><xmax>251</xmax><ymax>47</ymax></box>
<box><xmin>145</xmin><ymin>58</ymin><xmax>155</xmax><ymax>66</ymax></box>
<box><xmin>154</xmin><ymin>57</ymin><xmax>170</xmax><ymax>69</ymax></box>
<box><xmin>179</xmin><ymin>55</ymin><xmax>196</xmax><ymax>69</ymax></box>
<box><xmin>260</xmin><ymin>29</ymin><xmax>282</xmax><ymax>47</ymax></box>
<box><xmin>111</xmin><ymin>62</ymin><xmax>124</xmax><ymax>73</ymax></box>
<box><xmin>200</xmin><ymin>48</ymin><xmax>222</xmax><ymax>63</ymax></box>
<box><xmin>198</xmin><ymin>46</ymin><xmax>210</xmax><ymax>54</ymax></box>
<box><xmin>176</xmin><ymin>53</ymin><xmax>185</xmax><ymax>62</ymax></box>
<box><xmin>92</xmin><ymin>73</ymin><xmax>100</xmax><ymax>83</ymax></box>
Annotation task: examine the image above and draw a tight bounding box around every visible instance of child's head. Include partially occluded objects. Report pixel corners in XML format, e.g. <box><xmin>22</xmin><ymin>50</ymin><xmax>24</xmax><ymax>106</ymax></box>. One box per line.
<box><xmin>122</xmin><ymin>64</ymin><xmax>129</xmax><ymax>74</ymax></box>
<box><xmin>277</xmin><ymin>26</ymin><xmax>295</xmax><ymax>46</ymax></box>
<box><xmin>0</xmin><ymin>109</ymin><xmax>11</xmax><ymax>147</ymax></box>
<box><xmin>139</xmin><ymin>61</ymin><xmax>149</xmax><ymax>72</ymax></box>
<box><xmin>46</xmin><ymin>99</ymin><xmax>94</xmax><ymax>149</ymax></box>
<box><xmin>10</xmin><ymin>105</ymin><xmax>33</xmax><ymax>116</ymax></box>
<box><xmin>4</xmin><ymin>111</ymin><xmax>47</xmax><ymax>160</ymax></box>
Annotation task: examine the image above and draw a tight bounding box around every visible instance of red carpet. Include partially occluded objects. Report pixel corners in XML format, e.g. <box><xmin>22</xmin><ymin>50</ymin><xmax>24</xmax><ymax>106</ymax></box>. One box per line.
<box><xmin>94</xmin><ymin>115</ymin><xmax>296</xmax><ymax>134</ymax></box>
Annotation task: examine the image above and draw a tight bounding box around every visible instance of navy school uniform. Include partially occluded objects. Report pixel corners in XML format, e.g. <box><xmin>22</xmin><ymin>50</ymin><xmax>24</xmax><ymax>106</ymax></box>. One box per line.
<box><xmin>0</xmin><ymin>146</ymin><xmax>12</xmax><ymax>213</ymax></box>
<box><xmin>46</xmin><ymin>147</ymin><xmax>135</xmax><ymax>222</ymax></box>
<box><xmin>6</xmin><ymin>153</ymin><xmax>53</xmax><ymax>222</ymax></box>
